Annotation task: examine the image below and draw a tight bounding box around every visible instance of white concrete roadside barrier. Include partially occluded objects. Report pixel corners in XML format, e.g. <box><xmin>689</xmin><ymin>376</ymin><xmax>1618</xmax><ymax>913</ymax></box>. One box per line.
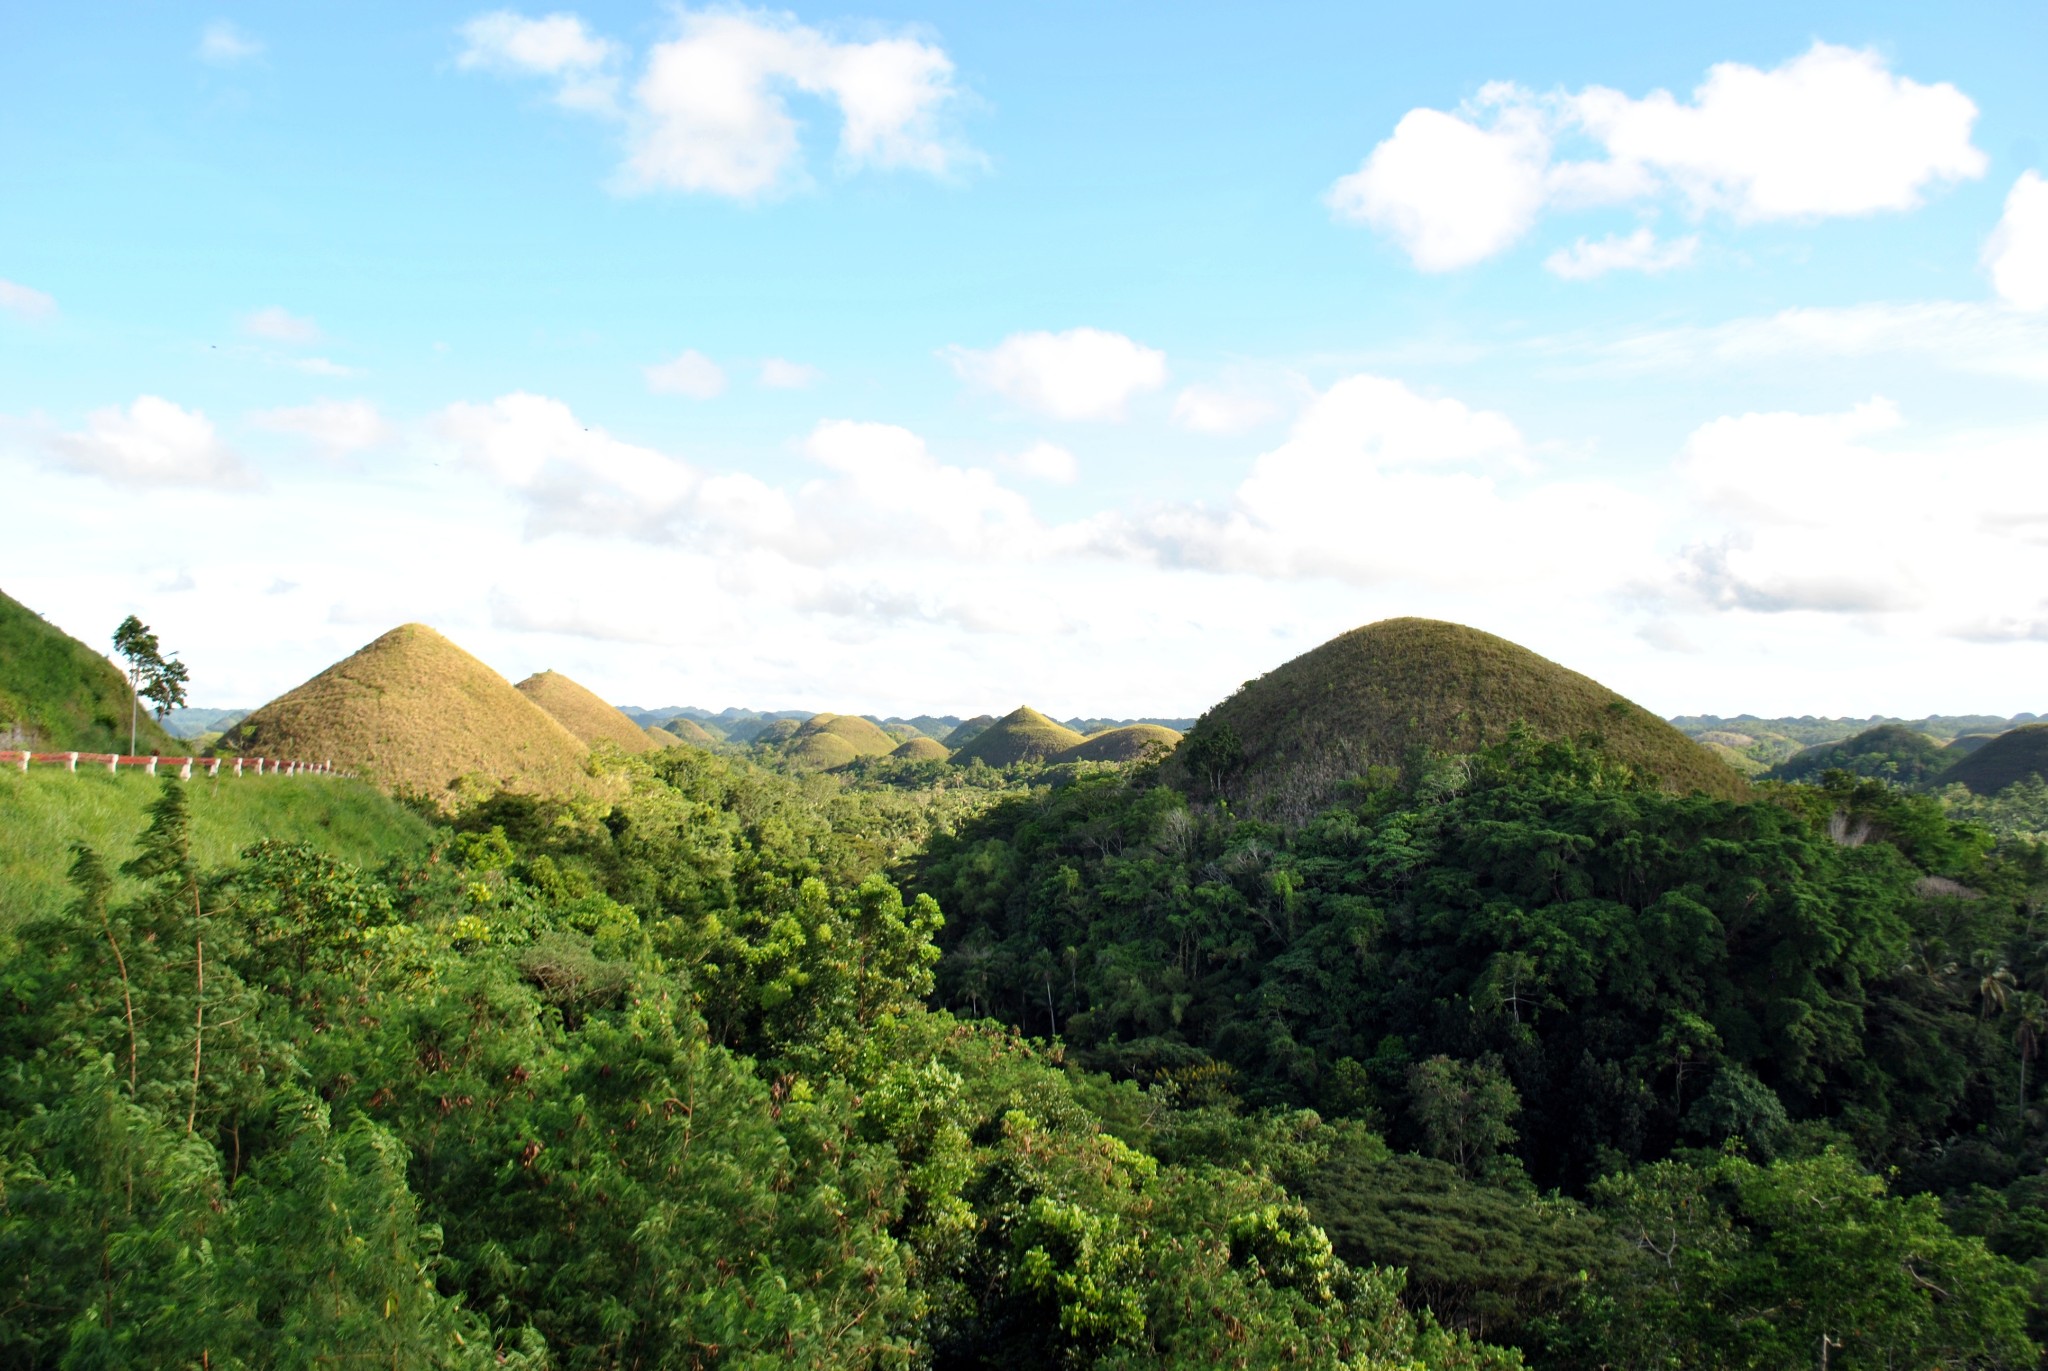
<box><xmin>5</xmin><ymin>749</ymin><xmax>340</xmax><ymax>779</ymax></box>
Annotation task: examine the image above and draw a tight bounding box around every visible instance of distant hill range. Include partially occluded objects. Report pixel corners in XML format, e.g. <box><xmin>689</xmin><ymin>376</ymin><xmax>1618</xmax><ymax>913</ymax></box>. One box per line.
<box><xmin>1673</xmin><ymin>713</ymin><xmax>2044</xmax><ymax>777</ymax></box>
<box><xmin>618</xmin><ymin>704</ymin><xmax>1195</xmax><ymax>746</ymax></box>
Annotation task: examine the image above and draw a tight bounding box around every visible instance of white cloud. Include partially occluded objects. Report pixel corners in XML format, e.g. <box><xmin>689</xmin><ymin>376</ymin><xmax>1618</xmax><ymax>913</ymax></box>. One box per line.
<box><xmin>1653</xmin><ymin>399</ymin><xmax>2048</xmax><ymax>626</ymax></box>
<box><xmin>1172</xmin><ymin>384</ymin><xmax>1285</xmax><ymax>435</ymax></box>
<box><xmin>249</xmin><ymin>399</ymin><xmax>391</xmax><ymax>455</ymax></box>
<box><xmin>645</xmin><ymin>348</ymin><xmax>727</xmax><ymax>398</ymax></box>
<box><xmin>50</xmin><ymin>396</ymin><xmax>252</xmax><ymax>488</ymax></box>
<box><xmin>460</xmin><ymin>7</ymin><xmax>975</xmax><ymax>198</ymax></box>
<box><xmin>1326</xmin><ymin>90</ymin><xmax>1554</xmax><ymax>272</ymax></box>
<box><xmin>1544</xmin><ymin>228</ymin><xmax>1698</xmax><ymax>280</ymax></box>
<box><xmin>458</xmin><ymin>10</ymin><xmax>620</xmax><ymax>112</ymax></box>
<box><xmin>1088</xmin><ymin>374</ymin><xmax>1653</xmax><ymax>591</ymax></box>
<box><xmin>1006</xmin><ymin>440</ymin><xmax>1078</xmax><ymax>485</ymax></box>
<box><xmin>758</xmin><ymin>357</ymin><xmax>819</xmax><ymax>389</ymax></box>
<box><xmin>198</xmin><ymin>20</ymin><xmax>263</xmax><ymax>65</ymax></box>
<box><xmin>0</xmin><ymin>279</ymin><xmax>56</xmax><ymax>321</ymax></box>
<box><xmin>293</xmin><ymin>357</ymin><xmax>357</xmax><ymax>378</ymax></box>
<box><xmin>1333</xmin><ymin>43</ymin><xmax>1986</xmax><ymax>270</ymax></box>
<box><xmin>946</xmin><ymin>328</ymin><xmax>1168</xmax><ymax>421</ymax></box>
<box><xmin>1985</xmin><ymin>170</ymin><xmax>2048</xmax><ymax>311</ymax></box>
<box><xmin>243</xmin><ymin>306</ymin><xmax>320</xmax><ymax>343</ymax></box>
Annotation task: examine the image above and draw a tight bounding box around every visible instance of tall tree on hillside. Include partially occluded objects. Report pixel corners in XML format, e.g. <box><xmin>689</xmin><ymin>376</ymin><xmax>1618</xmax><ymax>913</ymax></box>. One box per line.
<box><xmin>112</xmin><ymin>615</ymin><xmax>189</xmax><ymax>754</ymax></box>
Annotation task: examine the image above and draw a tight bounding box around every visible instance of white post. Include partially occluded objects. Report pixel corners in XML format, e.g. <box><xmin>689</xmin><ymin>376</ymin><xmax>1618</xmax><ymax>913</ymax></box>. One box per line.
<box><xmin>233</xmin><ymin>757</ymin><xmax>243</xmax><ymax>777</ymax></box>
<box><xmin>146</xmin><ymin>756</ymin><xmax>157</xmax><ymax>776</ymax></box>
<box><xmin>15</xmin><ymin>750</ymin><xmax>26</xmax><ymax>773</ymax></box>
<box><xmin>179</xmin><ymin>758</ymin><xmax>192</xmax><ymax>780</ymax></box>
<box><xmin>106</xmin><ymin>752</ymin><xmax>118</xmax><ymax>775</ymax></box>
<box><xmin>67</xmin><ymin>752</ymin><xmax>78</xmax><ymax>772</ymax></box>
<box><xmin>207</xmin><ymin>757</ymin><xmax>221</xmax><ymax>777</ymax></box>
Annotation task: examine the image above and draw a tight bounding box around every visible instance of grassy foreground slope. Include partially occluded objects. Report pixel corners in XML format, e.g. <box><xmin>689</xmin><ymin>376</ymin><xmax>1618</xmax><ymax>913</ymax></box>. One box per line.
<box><xmin>515</xmin><ymin>669</ymin><xmax>654</xmax><ymax>753</ymax></box>
<box><xmin>1170</xmin><ymin>617</ymin><xmax>1750</xmax><ymax>818</ymax></box>
<box><xmin>219</xmin><ymin>623</ymin><xmax>590</xmax><ymax>802</ymax></box>
<box><xmin>0</xmin><ymin>768</ymin><xmax>433</xmax><ymax>926</ymax></box>
<box><xmin>0</xmin><ymin>588</ymin><xmax>178</xmax><ymax>754</ymax></box>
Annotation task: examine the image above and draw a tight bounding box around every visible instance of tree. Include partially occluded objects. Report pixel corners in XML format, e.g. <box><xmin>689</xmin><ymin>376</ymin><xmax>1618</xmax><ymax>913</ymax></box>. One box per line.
<box><xmin>111</xmin><ymin>615</ymin><xmax>189</xmax><ymax>754</ymax></box>
<box><xmin>1408</xmin><ymin>1055</ymin><xmax>1521</xmax><ymax>1179</ymax></box>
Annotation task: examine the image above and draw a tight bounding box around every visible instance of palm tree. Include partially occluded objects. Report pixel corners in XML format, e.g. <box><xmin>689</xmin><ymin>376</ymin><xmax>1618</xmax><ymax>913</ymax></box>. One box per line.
<box><xmin>2013</xmin><ymin>991</ymin><xmax>2046</xmax><ymax>1117</ymax></box>
<box><xmin>1975</xmin><ymin>953</ymin><xmax>2016</xmax><ymax>1018</ymax></box>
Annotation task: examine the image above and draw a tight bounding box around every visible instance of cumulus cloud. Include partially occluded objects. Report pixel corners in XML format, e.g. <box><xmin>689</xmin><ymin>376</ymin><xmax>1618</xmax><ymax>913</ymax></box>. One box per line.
<box><xmin>1004</xmin><ymin>440</ymin><xmax>1078</xmax><ymax>485</ymax></box>
<box><xmin>758</xmin><ymin>357</ymin><xmax>819</xmax><ymax>389</ymax></box>
<box><xmin>1985</xmin><ymin>170</ymin><xmax>2048</xmax><ymax>311</ymax></box>
<box><xmin>243</xmin><ymin>306</ymin><xmax>321</xmax><ymax>343</ymax></box>
<box><xmin>198</xmin><ymin>20</ymin><xmax>263</xmax><ymax>64</ymax></box>
<box><xmin>249</xmin><ymin>399</ymin><xmax>391</xmax><ymax>455</ymax></box>
<box><xmin>1332</xmin><ymin>43</ymin><xmax>1986</xmax><ymax>271</ymax></box>
<box><xmin>0</xmin><ymin>279</ymin><xmax>56</xmax><ymax>321</ymax></box>
<box><xmin>1171</xmin><ymin>384</ymin><xmax>1286</xmax><ymax>435</ymax></box>
<box><xmin>1544</xmin><ymin>228</ymin><xmax>1698</xmax><ymax>280</ymax></box>
<box><xmin>50</xmin><ymin>396</ymin><xmax>252</xmax><ymax>487</ymax></box>
<box><xmin>458</xmin><ymin>10</ymin><xmax>620</xmax><ymax>112</ymax></box>
<box><xmin>645</xmin><ymin>349</ymin><xmax>727</xmax><ymax>398</ymax></box>
<box><xmin>1651</xmin><ymin>398</ymin><xmax>2048</xmax><ymax>627</ymax></box>
<box><xmin>459</xmin><ymin>6</ymin><xmax>975</xmax><ymax>198</ymax></box>
<box><xmin>946</xmin><ymin>328</ymin><xmax>1168</xmax><ymax>421</ymax></box>
<box><xmin>1087</xmin><ymin>374</ymin><xmax>1654</xmax><ymax>591</ymax></box>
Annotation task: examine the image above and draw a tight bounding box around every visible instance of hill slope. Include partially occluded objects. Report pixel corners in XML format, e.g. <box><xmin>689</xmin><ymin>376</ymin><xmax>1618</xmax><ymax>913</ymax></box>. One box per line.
<box><xmin>949</xmin><ymin>707</ymin><xmax>1087</xmax><ymax>767</ymax></box>
<box><xmin>1765</xmin><ymin>725</ymin><xmax>1950</xmax><ymax>786</ymax></box>
<box><xmin>0</xmin><ymin>589</ymin><xmax>179</xmax><ymax>754</ymax></box>
<box><xmin>1934</xmin><ymin>724</ymin><xmax>2048</xmax><ymax>795</ymax></box>
<box><xmin>219</xmin><ymin>624</ymin><xmax>591</xmax><ymax>802</ymax></box>
<box><xmin>890</xmin><ymin>736</ymin><xmax>951</xmax><ymax>762</ymax></box>
<box><xmin>1168</xmin><ymin>617</ymin><xmax>1749</xmax><ymax>819</ymax></box>
<box><xmin>1060</xmin><ymin>724</ymin><xmax>1183</xmax><ymax>763</ymax></box>
<box><xmin>515</xmin><ymin>670</ymin><xmax>655</xmax><ymax>754</ymax></box>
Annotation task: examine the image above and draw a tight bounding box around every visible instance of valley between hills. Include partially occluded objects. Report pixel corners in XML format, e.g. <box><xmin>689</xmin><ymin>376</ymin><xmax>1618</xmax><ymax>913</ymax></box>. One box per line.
<box><xmin>3</xmin><ymin>585</ymin><xmax>2046</xmax><ymax>1368</ymax></box>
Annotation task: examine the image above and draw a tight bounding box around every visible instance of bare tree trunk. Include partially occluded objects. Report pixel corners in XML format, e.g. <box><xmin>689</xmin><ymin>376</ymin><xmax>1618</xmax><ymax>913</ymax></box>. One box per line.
<box><xmin>187</xmin><ymin>883</ymin><xmax>204</xmax><ymax>1136</ymax></box>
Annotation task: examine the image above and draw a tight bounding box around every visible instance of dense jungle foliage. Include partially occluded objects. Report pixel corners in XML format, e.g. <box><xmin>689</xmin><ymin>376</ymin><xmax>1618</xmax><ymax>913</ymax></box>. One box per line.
<box><xmin>4</xmin><ymin>734</ymin><xmax>2045</xmax><ymax>1367</ymax></box>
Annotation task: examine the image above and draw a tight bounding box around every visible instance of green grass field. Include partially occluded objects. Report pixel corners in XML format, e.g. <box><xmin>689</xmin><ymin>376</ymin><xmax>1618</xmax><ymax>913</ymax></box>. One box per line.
<box><xmin>0</xmin><ymin>767</ymin><xmax>436</xmax><ymax>927</ymax></box>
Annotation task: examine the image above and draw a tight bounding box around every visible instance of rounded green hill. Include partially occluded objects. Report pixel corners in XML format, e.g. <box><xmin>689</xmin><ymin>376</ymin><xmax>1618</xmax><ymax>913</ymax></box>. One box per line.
<box><xmin>774</xmin><ymin>713</ymin><xmax>899</xmax><ymax>771</ymax></box>
<box><xmin>218</xmin><ymin>624</ymin><xmax>591</xmax><ymax>803</ymax></box>
<box><xmin>515</xmin><ymin>670</ymin><xmax>655</xmax><ymax>754</ymax></box>
<box><xmin>1933</xmin><ymin>724</ymin><xmax>2048</xmax><ymax>795</ymax></box>
<box><xmin>945</xmin><ymin>715</ymin><xmax>996</xmax><ymax>748</ymax></box>
<box><xmin>660</xmin><ymin>716</ymin><xmax>718</xmax><ymax>746</ymax></box>
<box><xmin>1061</xmin><ymin>723</ymin><xmax>1183</xmax><ymax>763</ymax></box>
<box><xmin>890</xmin><ymin>736</ymin><xmax>951</xmax><ymax>762</ymax></box>
<box><xmin>1165</xmin><ymin>617</ymin><xmax>1749</xmax><ymax>819</ymax></box>
<box><xmin>0</xmin><ymin>587</ymin><xmax>179</xmax><ymax>754</ymax></box>
<box><xmin>1765</xmin><ymin>724</ymin><xmax>1948</xmax><ymax>786</ymax></box>
<box><xmin>949</xmin><ymin>707</ymin><xmax>1087</xmax><ymax>767</ymax></box>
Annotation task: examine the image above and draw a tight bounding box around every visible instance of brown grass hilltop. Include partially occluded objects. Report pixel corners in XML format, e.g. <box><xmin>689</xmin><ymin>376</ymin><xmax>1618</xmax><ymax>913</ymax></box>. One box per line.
<box><xmin>1165</xmin><ymin>617</ymin><xmax>1749</xmax><ymax>819</ymax></box>
<box><xmin>1061</xmin><ymin>723</ymin><xmax>1183</xmax><ymax>763</ymax></box>
<box><xmin>890</xmin><ymin>736</ymin><xmax>951</xmax><ymax>762</ymax></box>
<box><xmin>949</xmin><ymin>707</ymin><xmax>1087</xmax><ymax>767</ymax></box>
<box><xmin>515</xmin><ymin>670</ymin><xmax>655</xmax><ymax>754</ymax></box>
<box><xmin>780</xmin><ymin>713</ymin><xmax>899</xmax><ymax>770</ymax></box>
<box><xmin>219</xmin><ymin>624</ymin><xmax>591</xmax><ymax>802</ymax></box>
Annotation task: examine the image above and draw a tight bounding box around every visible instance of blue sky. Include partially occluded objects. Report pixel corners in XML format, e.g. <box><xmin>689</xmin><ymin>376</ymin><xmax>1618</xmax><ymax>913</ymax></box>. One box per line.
<box><xmin>4</xmin><ymin>2</ymin><xmax>2047</xmax><ymax>718</ymax></box>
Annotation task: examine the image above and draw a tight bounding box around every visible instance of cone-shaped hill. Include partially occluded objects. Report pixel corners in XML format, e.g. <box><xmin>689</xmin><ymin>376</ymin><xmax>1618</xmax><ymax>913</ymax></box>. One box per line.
<box><xmin>949</xmin><ymin>707</ymin><xmax>1087</xmax><ymax>766</ymax></box>
<box><xmin>0</xmin><ymin>587</ymin><xmax>179</xmax><ymax>754</ymax></box>
<box><xmin>945</xmin><ymin>715</ymin><xmax>996</xmax><ymax>748</ymax></box>
<box><xmin>1764</xmin><ymin>725</ymin><xmax>1947</xmax><ymax>786</ymax></box>
<box><xmin>660</xmin><ymin>716</ymin><xmax>718</xmax><ymax>746</ymax></box>
<box><xmin>1934</xmin><ymin>724</ymin><xmax>2048</xmax><ymax>795</ymax></box>
<box><xmin>515</xmin><ymin>670</ymin><xmax>655</xmax><ymax>754</ymax></box>
<box><xmin>890</xmin><ymin>736</ymin><xmax>951</xmax><ymax>762</ymax></box>
<box><xmin>1062</xmin><ymin>724</ymin><xmax>1183</xmax><ymax>763</ymax></box>
<box><xmin>780</xmin><ymin>713</ymin><xmax>900</xmax><ymax>770</ymax></box>
<box><xmin>218</xmin><ymin>624</ymin><xmax>590</xmax><ymax>801</ymax></box>
<box><xmin>1165</xmin><ymin>617</ymin><xmax>1749</xmax><ymax>819</ymax></box>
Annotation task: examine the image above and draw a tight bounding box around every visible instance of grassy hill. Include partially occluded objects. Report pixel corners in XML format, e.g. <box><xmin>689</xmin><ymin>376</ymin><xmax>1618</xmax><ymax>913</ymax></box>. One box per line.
<box><xmin>945</xmin><ymin>715</ymin><xmax>996</xmax><ymax>748</ymax></box>
<box><xmin>1933</xmin><ymin>724</ymin><xmax>2048</xmax><ymax>796</ymax></box>
<box><xmin>515</xmin><ymin>670</ymin><xmax>655</xmax><ymax>754</ymax></box>
<box><xmin>661</xmin><ymin>717</ymin><xmax>717</xmax><ymax>746</ymax></box>
<box><xmin>1168</xmin><ymin>617</ymin><xmax>1750</xmax><ymax>820</ymax></box>
<box><xmin>1061</xmin><ymin>724</ymin><xmax>1183</xmax><ymax>763</ymax></box>
<box><xmin>774</xmin><ymin>713</ymin><xmax>900</xmax><ymax>771</ymax></box>
<box><xmin>1765</xmin><ymin>725</ymin><xmax>1951</xmax><ymax>786</ymax></box>
<box><xmin>1946</xmin><ymin>733</ymin><xmax>2001</xmax><ymax>757</ymax></box>
<box><xmin>949</xmin><ymin>707</ymin><xmax>1087</xmax><ymax>767</ymax></box>
<box><xmin>890</xmin><ymin>736</ymin><xmax>951</xmax><ymax>762</ymax></box>
<box><xmin>218</xmin><ymin>624</ymin><xmax>591</xmax><ymax>804</ymax></box>
<box><xmin>0</xmin><ymin>588</ymin><xmax>179</xmax><ymax>755</ymax></box>
<box><xmin>0</xmin><ymin>768</ymin><xmax>434</xmax><ymax>927</ymax></box>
